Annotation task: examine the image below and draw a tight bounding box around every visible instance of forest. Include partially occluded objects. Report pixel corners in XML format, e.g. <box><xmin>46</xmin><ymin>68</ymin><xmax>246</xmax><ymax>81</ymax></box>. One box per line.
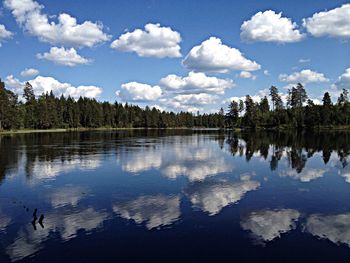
<box><xmin>0</xmin><ymin>78</ymin><xmax>349</xmax><ymax>131</ymax></box>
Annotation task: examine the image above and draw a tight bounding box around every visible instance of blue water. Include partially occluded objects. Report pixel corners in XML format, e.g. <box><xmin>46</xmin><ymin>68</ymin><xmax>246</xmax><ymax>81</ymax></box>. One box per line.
<box><xmin>1</xmin><ymin>130</ymin><xmax>350</xmax><ymax>262</ymax></box>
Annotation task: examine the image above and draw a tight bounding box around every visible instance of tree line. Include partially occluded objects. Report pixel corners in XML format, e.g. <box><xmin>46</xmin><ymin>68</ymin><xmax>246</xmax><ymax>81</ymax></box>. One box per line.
<box><xmin>0</xmin><ymin>79</ymin><xmax>225</xmax><ymax>130</ymax></box>
<box><xmin>1</xmin><ymin>78</ymin><xmax>349</xmax><ymax>131</ymax></box>
<box><xmin>226</xmin><ymin>83</ymin><xmax>350</xmax><ymax>129</ymax></box>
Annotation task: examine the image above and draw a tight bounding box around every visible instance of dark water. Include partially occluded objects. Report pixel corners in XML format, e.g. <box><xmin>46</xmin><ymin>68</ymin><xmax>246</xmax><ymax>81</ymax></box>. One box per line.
<box><xmin>1</xmin><ymin>130</ymin><xmax>350</xmax><ymax>262</ymax></box>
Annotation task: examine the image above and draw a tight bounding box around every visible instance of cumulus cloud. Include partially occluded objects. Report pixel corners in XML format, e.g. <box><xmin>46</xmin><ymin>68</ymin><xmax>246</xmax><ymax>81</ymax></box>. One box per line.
<box><xmin>0</xmin><ymin>24</ymin><xmax>13</xmax><ymax>47</ymax></box>
<box><xmin>111</xmin><ymin>23</ymin><xmax>181</xmax><ymax>58</ymax></box>
<box><xmin>333</xmin><ymin>68</ymin><xmax>350</xmax><ymax>90</ymax></box>
<box><xmin>30</xmin><ymin>76</ymin><xmax>102</xmax><ymax>98</ymax></box>
<box><xmin>241</xmin><ymin>10</ymin><xmax>305</xmax><ymax>43</ymax></box>
<box><xmin>167</xmin><ymin>93</ymin><xmax>218</xmax><ymax>112</ymax></box>
<box><xmin>160</xmin><ymin>71</ymin><xmax>234</xmax><ymax>95</ymax></box>
<box><xmin>241</xmin><ymin>209</ymin><xmax>300</xmax><ymax>243</ymax></box>
<box><xmin>4</xmin><ymin>75</ymin><xmax>24</xmax><ymax>93</ymax></box>
<box><xmin>4</xmin><ymin>0</ymin><xmax>110</xmax><ymax>47</ymax></box>
<box><xmin>117</xmin><ymin>81</ymin><xmax>162</xmax><ymax>102</ymax></box>
<box><xmin>185</xmin><ymin>179</ymin><xmax>260</xmax><ymax>216</ymax></box>
<box><xmin>303</xmin><ymin>4</ymin><xmax>350</xmax><ymax>38</ymax></box>
<box><xmin>20</xmin><ymin>68</ymin><xmax>39</xmax><ymax>77</ymax></box>
<box><xmin>183</xmin><ymin>37</ymin><xmax>261</xmax><ymax>73</ymax></box>
<box><xmin>37</xmin><ymin>47</ymin><xmax>91</xmax><ymax>66</ymax></box>
<box><xmin>223</xmin><ymin>88</ymin><xmax>271</xmax><ymax>104</ymax></box>
<box><xmin>239</xmin><ymin>71</ymin><xmax>257</xmax><ymax>80</ymax></box>
<box><xmin>279</xmin><ymin>69</ymin><xmax>329</xmax><ymax>83</ymax></box>
<box><xmin>113</xmin><ymin>195</ymin><xmax>180</xmax><ymax>230</ymax></box>
<box><xmin>305</xmin><ymin>213</ymin><xmax>350</xmax><ymax>247</ymax></box>
<box><xmin>5</xmin><ymin>75</ymin><xmax>102</xmax><ymax>99</ymax></box>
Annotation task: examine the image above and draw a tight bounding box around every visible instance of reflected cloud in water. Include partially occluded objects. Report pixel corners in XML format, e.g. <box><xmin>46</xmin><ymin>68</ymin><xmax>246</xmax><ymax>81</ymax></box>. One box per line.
<box><xmin>305</xmin><ymin>213</ymin><xmax>350</xmax><ymax>247</ymax></box>
<box><xmin>31</xmin><ymin>156</ymin><xmax>101</xmax><ymax>181</ymax></box>
<box><xmin>113</xmin><ymin>195</ymin><xmax>180</xmax><ymax>230</ymax></box>
<box><xmin>118</xmin><ymin>136</ymin><xmax>233</xmax><ymax>181</ymax></box>
<box><xmin>185</xmin><ymin>177</ymin><xmax>260</xmax><ymax>216</ymax></box>
<box><xmin>0</xmin><ymin>209</ymin><xmax>11</xmax><ymax>232</ymax></box>
<box><xmin>6</xmin><ymin>207</ymin><xmax>109</xmax><ymax>261</ymax></box>
<box><xmin>50</xmin><ymin>186</ymin><xmax>88</xmax><ymax>208</ymax></box>
<box><xmin>279</xmin><ymin>168</ymin><xmax>327</xmax><ymax>182</ymax></box>
<box><xmin>241</xmin><ymin>209</ymin><xmax>300</xmax><ymax>244</ymax></box>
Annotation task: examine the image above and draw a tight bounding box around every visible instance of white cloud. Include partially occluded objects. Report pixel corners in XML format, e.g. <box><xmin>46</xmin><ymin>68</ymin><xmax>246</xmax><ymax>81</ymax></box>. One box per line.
<box><xmin>37</xmin><ymin>47</ymin><xmax>91</xmax><ymax>66</ymax></box>
<box><xmin>113</xmin><ymin>195</ymin><xmax>180</xmax><ymax>230</ymax></box>
<box><xmin>117</xmin><ymin>81</ymin><xmax>162</xmax><ymax>102</ymax></box>
<box><xmin>305</xmin><ymin>213</ymin><xmax>350</xmax><ymax>247</ymax></box>
<box><xmin>241</xmin><ymin>209</ymin><xmax>300</xmax><ymax>243</ymax></box>
<box><xmin>333</xmin><ymin>68</ymin><xmax>350</xmax><ymax>90</ymax></box>
<box><xmin>183</xmin><ymin>37</ymin><xmax>261</xmax><ymax>73</ymax></box>
<box><xmin>263</xmin><ymin>70</ymin><xmax>270</xmax><ymax>76</ymax></box>
<box><xmin>224</xmin><ymin>88</ymin><xmax>270</xmax><ymax>104</ymax></box>
<box><xmin>240</xmin><ymin>10</ymin><xmax>305</xmax><ymax>43</ymax></box>
<box><xmin>186</xmin><ymin>179</ymin><xmax>260</xmax><ymax>216</ymax></box>
<box><xmin>303</xmin><ymin>4</ymin><xmax>350</xmax><ymax>38</ymax></box>
<box><xmin>279</xmin><ymin>69</ymin><xmax>329</xmax><ymax>83</ymax></box>
<box><xmin>111</xmin><ymin>23</ymin><xmax>181</xmax><ymax>58</ymax></box>
<box><xmin>30</xmin><ymin>76</ymin><xmax>102</xmax><ymax>98</ymax></box>
<box><xmin>167</xmin><ymin>93</ymin><xmax>218</xmax><ymax>112</ymax></box>
<box><xmin>160</xmin><ymin>71</ymin><xmax>234</xmax><ymax>95</ymax></box>
<box><xmin>20</xmin><ymin>68</ymin><xmax>39</xmax><ymax>77</ymax></box>
<box><xmin>0</xmin><ymin>24</ymin><xmax>13</xmax><ymax>46</ymax></box>
<box><xmin>239</xmin><ymin>71</ymin><xmax>256</xmax><ymax>80</ymax></box>
<box><xmin>4</xmin><ymin>0</ymin><xmax>110</xmax><ymax>47</ymax></box>
<box><xmin>5</xmin><ymin>75</ymin><xmax>102</xmax><ymax>99</ymax></box>
<box><xmin>4</xmin><ymin>75</ymin><xmax>24</xmax><ymax>93</ymax></box>
<box><xmin>299</xmin><ymin>58</ymin><xmax>310</xmax><ymax>63</ymax></box>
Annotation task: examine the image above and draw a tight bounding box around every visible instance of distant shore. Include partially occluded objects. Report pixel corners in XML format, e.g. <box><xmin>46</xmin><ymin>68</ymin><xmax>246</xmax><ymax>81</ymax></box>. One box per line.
<box><xmin>2</xmin><ymin>125</ymin><xmax>350</xmax><ymax>135</ymax></box>
<box><xmin>0</xmin><ymin>127</ymin><xmax>225</xmax><ymax>135</ymax></box>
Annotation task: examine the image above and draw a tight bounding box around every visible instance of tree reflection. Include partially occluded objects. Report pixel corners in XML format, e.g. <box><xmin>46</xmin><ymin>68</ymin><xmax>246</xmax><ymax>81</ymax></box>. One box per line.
<box><xmin>226</xmin><ymin>130</ymin><xmax>350</xmax><ymax>173</ymax></box>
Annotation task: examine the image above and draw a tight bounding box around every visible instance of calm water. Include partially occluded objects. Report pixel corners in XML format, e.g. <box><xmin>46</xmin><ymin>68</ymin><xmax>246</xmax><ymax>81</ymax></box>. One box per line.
<box><xmin>1</xmin><ymin>130</ymin><xmax>350</xmax><ymax>262</ymax></box>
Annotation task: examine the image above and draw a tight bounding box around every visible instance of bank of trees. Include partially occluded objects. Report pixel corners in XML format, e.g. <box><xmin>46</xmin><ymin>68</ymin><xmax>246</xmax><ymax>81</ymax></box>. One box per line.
<box><xmin>226</xmin><ymin>83</ymin><xmax>350</xmax><ymax>129</ymax></box>
<box><xmin>1</xmin><ymin>78</ymin><xmax>349</xmax><ymax>131</ymax></box>
<box><xmin>0</xmin><ymin>79</ymin><xmax>224</xmax><ymax>130</ymax></box>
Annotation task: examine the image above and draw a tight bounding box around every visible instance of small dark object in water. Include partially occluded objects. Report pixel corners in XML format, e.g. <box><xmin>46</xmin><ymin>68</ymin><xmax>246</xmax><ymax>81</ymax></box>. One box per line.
<box><xmin>38</xmin><ymin>214</ymin><xmax>44</xmax><ymax>228</ymax></box>
<box><xmin>31</xmin><ymin>217</ymin><xmax>37</xmax><ymax>230</ymax></box>
<box><xmin>33</xmin><ymin>208</ymin><xmax>37</xmax><ymax>217</ymax></box>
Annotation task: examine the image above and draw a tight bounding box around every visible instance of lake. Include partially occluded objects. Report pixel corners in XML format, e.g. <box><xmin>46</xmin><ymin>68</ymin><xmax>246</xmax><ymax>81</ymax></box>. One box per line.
<box><xmin>1</xmin><ymin>130</ymin><xmax>350</xmax><ymax>262</ymax></box>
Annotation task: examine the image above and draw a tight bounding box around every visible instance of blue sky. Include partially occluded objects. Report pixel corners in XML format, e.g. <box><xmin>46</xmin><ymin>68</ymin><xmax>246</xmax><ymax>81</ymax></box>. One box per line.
<box><xmin>0</xmin><ymin>0</ymin><xmax>350</xmax><ymax>112</ymax></box>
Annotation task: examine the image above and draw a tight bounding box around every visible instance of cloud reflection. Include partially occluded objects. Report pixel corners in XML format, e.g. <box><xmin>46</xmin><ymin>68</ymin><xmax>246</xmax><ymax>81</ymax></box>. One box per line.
<box><xmin>113</xmin><ymin>195</ymin><xmax>180</xmax><ymax>230</ymax></box>
<box><xmin>50</xmin><ymin>186</ymin><xmax>88</xmax><ymax>208</ymax></box>
<box><xmin>6</xmin><ymin>207</ymin><xmax>108</xmax><ymax>261</ymax></box>
<box><xmin>279</xmin><ymin>168</ymin><xmax>326</xmax><ymax>182</ymax></box>
<box><xmin>118</xmin><ymin>137</ymin><xmax>233</xmax><ymax>181</ymax></box>
<box><xmin>185</xmin><ymin>178</ymin><xmax>260</xmax><ymax>216</ymax></box>
<box><xmin>305</xmin><ymin>213</ymin><xmax>350</xmax><ymax>247</ymax></box>
<box><xmin>241</xmin><ymin>209</ymin><xmax>300</xmax><ymax>244</ymax></box>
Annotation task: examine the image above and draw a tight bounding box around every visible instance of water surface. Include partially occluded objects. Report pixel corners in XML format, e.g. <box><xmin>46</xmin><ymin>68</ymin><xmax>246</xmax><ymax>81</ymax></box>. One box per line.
<box><xmin>1</xmin><ymin>130</ymin><xmax>350</xmax><ymax>262</ymax></box>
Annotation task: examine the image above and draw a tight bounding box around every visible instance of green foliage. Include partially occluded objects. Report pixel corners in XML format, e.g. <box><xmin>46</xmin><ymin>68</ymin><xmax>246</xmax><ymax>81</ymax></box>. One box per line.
<box><xmin>1</xmin><ymin>78</ymin><xmax>350</xmax><ymax>131</ymax></box>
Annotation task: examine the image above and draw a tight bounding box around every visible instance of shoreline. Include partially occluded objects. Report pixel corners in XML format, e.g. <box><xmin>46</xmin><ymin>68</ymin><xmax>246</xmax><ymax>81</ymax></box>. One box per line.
<box><xmin>0</xmin><ymin>127</ymin><xmax>222</xmax><ymax>135</ymax></box>
<box><xmin>1</xmin><ymin>125</ymin><xmax>350</xmax><ymax>135</ymax></box>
